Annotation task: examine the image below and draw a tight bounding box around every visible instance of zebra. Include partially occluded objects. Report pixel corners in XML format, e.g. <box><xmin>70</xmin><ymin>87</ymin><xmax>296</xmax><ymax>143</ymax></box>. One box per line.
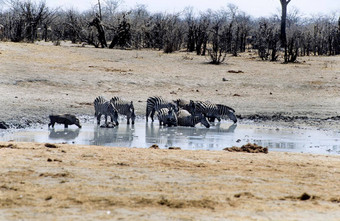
<box><xmin>157</xmin><ymin>107</ymin><xmax>178</xmax><ymax>126</ymax></box>
<box><xmin>110</xmin><ymin>96</ymin><xmax>136</xmax><ymax>124</ymax></box>
<box><xmin>146</xmin><ymin>96</ymin><xmax>178</xmax><ymax>122</ymax></box>
<box><xmin>94</xmin><ymin>96</ymin><xmax>119</xmax><ymax>126</ymax></box>
<box><xmin>216</xmin><ymin>104</ymin><xmax>237</xmax><ymax>123</ymax></box>
<box><xmin>190</xmin><ymin>100</ymin><xmax>237</xmax><ymax>124</ymax></box>
<box><xmin>176</xmin><ymin>109</ymin><xmax>210</xmax><ymax>128</ymax></box>
<box><xmin>189</xmin><ymin>100</ymin><xmax>221</xmax><ymax>122</ymax></box>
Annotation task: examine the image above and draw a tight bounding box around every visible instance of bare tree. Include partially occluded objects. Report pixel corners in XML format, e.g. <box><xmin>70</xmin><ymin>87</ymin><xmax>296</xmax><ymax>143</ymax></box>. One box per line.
<box><xmin>208</xmin><ymin>11</ymin><xmax>228</xmax><ymax>64</ymax></box>
<box><xmin>109</xmin><ymin>12</ymin><xmax>131</xmax><ymax>48</ymax></box>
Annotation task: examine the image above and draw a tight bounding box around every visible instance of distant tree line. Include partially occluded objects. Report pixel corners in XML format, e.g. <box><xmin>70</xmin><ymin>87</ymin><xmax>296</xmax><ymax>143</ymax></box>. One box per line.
<box><xmin>0</xmin><ymin>0</ymin><xmax>339</xmax><ymax>64</ymax></box>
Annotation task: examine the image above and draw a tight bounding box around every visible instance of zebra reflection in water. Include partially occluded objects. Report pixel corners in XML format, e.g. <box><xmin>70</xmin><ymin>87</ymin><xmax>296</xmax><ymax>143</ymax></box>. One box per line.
<box><xmin>145</xmin><ymin>122</ymin><xmax>237</xmax><ymax>149</ymax></box>
<box><xmin>145</xmin><ymin>123</ymin><xmax>210</xmax><ymax>148</ymax></box>
<box><xmin>91</xmin><ymin>124</ymin><xmax>135</xmax><ymax>146</ymax></box>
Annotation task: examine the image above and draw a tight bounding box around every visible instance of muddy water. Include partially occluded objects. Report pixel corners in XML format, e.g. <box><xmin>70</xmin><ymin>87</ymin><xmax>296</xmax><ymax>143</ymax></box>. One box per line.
<box><xmin>1</xmin><ymin>121</ymin><xmax>339</xmax><ymax>154</ymax></box>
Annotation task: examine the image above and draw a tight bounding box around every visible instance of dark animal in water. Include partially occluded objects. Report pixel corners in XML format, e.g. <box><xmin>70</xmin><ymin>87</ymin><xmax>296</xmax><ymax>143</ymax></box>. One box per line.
<box><xmin>48</xmin><ymin>114</ymin><xmax>82</xmax><ymax>128</ymax></box>
<box><xmin>176</xmin><ymin>109</ymin><xmax>210</xmax><ymax>128</ymax></box>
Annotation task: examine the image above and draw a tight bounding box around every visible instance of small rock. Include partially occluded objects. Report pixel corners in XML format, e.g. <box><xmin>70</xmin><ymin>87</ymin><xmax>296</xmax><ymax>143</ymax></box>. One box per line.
<box><xmin>47</xmin><ymin>158</ymin><xmax>53</xmax><ymax>162</ymax></box>
<box><xmin>45</xmin><ymin>143</ymin><xmax>58</xmax><ymax>148</ymax></box>
<box><xmin>149</xmin><ymin>144</ymin><xmax>159</xmax><ymax>149</ymax></box>
<box><xmin>168</xmin><ymin>147</ymin><xmax>181</xmax><ymax>150</ymax></box>
<box><xmin>228</xmin><ymin>70</ymin><xmax>244</xmax><ymax>73</ymax></box>
<box><xmin>222</xmin><ymin>78</ymin><xmax>229</xmax><ymax>82</ymax></box>
<box><xmin>299</xmin><ymin>193</ymin><xmax>311</xmax><ymax>201</ymax></box>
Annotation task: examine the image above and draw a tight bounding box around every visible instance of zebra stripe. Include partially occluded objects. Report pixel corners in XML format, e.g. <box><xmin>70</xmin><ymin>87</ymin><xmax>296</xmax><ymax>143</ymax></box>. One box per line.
<box><xmin>110</xmin><ymin>96</ymin><xmax>136</xmax><ymax>124</ymax></box>
<box><xmin>216</xmin><ymin>104</ymin><xmax>237</xmax><ymax>123</ymax></box>
<box><xmin>94</xmin><ymin>96</ymin><xmax>119</xmax><ymax>126</ymax></box>
<box><xmin>146</xmin><ymin>96</ymin><xmax>178</xmax><ymax>122</ymax></box>
<box><xmin>157</xmin><ymin>107</ymin><xmax>178</xmax><ymax>126</ymax></box>
<box><xmin>177</xmin><ymin>109</ymin><xmax>210</xmax><ymax>128</ymax></box>
<box><xmin>190</xmin><ymin>100</ymin><xmax>220</xmax><ymax>121</ymax></box>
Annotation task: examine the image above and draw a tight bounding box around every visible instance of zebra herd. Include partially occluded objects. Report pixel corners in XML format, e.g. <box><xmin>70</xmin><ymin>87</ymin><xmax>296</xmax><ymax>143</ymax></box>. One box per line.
<box><xmin>94</xmin><ymin>95</ymin><xmax>237</xmax><ymax>128</ymax></box>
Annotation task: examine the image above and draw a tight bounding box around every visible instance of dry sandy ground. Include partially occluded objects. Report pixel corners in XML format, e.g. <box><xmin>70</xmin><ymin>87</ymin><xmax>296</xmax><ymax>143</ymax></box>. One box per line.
<box><xmin>0</xmin><ymin>41</ymin><xmax>339</xmax><ymax>129</ymax></box>
<box><xmin>0</xmin><ymin>142</ymin><xmax>340</xmax><ymax>221</ymax></box>
<box><xmin>0</xmin><ymin>42</ymin><xmax>340</xmax><ymax>220</ymax></box>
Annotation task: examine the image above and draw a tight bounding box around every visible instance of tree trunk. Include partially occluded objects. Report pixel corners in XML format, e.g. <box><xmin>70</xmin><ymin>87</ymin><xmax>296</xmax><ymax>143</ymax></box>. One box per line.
<box><xmin>89</xmin><ymin>15</ymin><xmax>107</xmax><ymax>48</ymax></box>
<box><xmin>280</xmin><ymin>0</ymin><xmax>291</xmax><ymax>48</ymax></box>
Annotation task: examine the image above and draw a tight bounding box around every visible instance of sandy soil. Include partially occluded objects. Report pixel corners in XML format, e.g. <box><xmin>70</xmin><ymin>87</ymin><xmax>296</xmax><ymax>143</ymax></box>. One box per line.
<box><xmin>0</xmin><ymin>41</ymin><xmax>340</xmax><ymax>220</ymax></box>
<box><xmin>0</xmin><ymin>142</ymin><xmax>340</xmax><ymax>220</ymax></box>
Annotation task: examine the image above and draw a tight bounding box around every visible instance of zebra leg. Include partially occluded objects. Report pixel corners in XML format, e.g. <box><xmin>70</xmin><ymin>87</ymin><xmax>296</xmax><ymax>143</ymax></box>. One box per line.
<box><xmin>127</xmin><ymin>116</ymin><xmax>130</xmax><ymax>125</ymax></box>
<box><xmin>50</xmin><ymin>121</ymin><xmax>55</xmax><ymax>128</ymax></box>
<box><xmin>96</xmin><ymin>114</ymin><xmax>102</xmax><ymax>125</ymax></box>
<box><xmin>150</xmin><ymin>109</ymin><xmax>156</xmax><ymax>122</ymax></box>
<box><xmin>146</xmin><ymin>106</ymin><xmax>149</xmax><ymax>122</ymax></box>
<box><xmin>104</xmin><ymin>115</ymin><xmax>108</xmax><ymax>124</ymax></box>
<box><xmin>64</xmin><ymin>124</ymin><xmax>68</xmax><ymax>128</ymax></box>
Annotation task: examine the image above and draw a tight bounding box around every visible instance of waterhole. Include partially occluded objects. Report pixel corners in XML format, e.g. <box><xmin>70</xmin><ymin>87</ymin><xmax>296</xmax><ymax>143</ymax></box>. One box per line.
<box><xmin>0</xmin><ymin>120</ymin><xmax>339</xmax><ymax>154</ymax></box>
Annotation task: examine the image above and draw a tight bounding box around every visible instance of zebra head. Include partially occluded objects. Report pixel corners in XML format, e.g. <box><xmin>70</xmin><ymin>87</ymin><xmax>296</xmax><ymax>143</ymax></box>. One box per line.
<box><xmin>188</xmin><ymin>100</ymin><xmax>196</xmax><ymax>115</ymax></box>
<box><xmin>166</xmin><ymin>107</ymin><xmax>178</xmax><ymax>126</ymax></box>
<box><xmin>108</xmin><ymin>103</ymin><xmax>119</xmax><ymax>126</ymax></box>
<box><xmin>169</xmin><ymin>101</ymin><xmax>179</xmax><ymax>113</ymax></box>
<box><xmin>198</xmin><ymin>114</ymin><xmax>210</xmax><ymax>128</ymax></box>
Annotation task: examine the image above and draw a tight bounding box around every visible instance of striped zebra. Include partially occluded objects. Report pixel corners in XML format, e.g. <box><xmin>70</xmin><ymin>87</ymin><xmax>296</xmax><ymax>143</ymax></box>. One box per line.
<box><xmin>110</xmin><ymin>96</ymin><xmax>136</xmax><ymax>124</ymax></box>
<box><xmin>189</xmin><ymin>100</ymin><xmax>221</xmax><ymax>121</ymax></box>
<box><xmin>146</xmin><ymin>96</ymin><xmax>178</xmax><ymax>122</ymax></box>
<box><xmin>191</xmin><ymin>100</ymin><xmax>237</xmax><ymax>124</ymax></box>
<box><xmin>216</xmin><ymin>104</ymin><xmax>237</xmax><ymax>123</ymax></box>
<box><xmin>94</xmin><ymin>96</ymin><xmax>119</xmax><ymax>126</ymax></box>
<box><xmin>177</xmin><ymin>109</ymin><xmax>210</xmax><ymax>128</ymax></box>
<box><xmin>157</xmin><ymin>107</ymin><xmax>178</xmax><ymax>126</ymax></box>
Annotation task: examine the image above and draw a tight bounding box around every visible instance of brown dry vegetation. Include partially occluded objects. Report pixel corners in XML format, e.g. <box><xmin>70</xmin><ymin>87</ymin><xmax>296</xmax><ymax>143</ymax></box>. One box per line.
<box><xmin>0</xmin><ymin>41</ymin><xmax>340</xmax><ymax>220</ymax></box>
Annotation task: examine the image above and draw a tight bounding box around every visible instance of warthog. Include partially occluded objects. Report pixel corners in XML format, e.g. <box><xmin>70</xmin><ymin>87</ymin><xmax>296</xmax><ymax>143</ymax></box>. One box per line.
<box><xmin>48</xmin><ymin>114</ymin><xmax>82</xmax><ymax>128</ymax></box>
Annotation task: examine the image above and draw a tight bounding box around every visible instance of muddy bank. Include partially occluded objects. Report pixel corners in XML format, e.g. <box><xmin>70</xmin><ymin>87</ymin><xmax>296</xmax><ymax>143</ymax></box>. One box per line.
<box><xmin>1</xmin><ymin>112</ymin><xmax>340</xmax><ymax>131</ymax></box>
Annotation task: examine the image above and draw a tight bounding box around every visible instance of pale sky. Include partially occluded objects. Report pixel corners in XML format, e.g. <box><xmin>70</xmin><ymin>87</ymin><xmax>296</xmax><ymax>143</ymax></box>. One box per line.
<box><xmin>29</xmin><ymin>0</ymin><xmax>340</xmax><ymax>18</ymax></box>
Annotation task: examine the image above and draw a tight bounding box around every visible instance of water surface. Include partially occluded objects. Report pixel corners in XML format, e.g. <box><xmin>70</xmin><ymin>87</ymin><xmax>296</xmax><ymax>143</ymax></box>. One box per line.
<box><xmin>1</xmin><ymin>121</ymin><xmax>339</xmax><ymax>154</ymax></box>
